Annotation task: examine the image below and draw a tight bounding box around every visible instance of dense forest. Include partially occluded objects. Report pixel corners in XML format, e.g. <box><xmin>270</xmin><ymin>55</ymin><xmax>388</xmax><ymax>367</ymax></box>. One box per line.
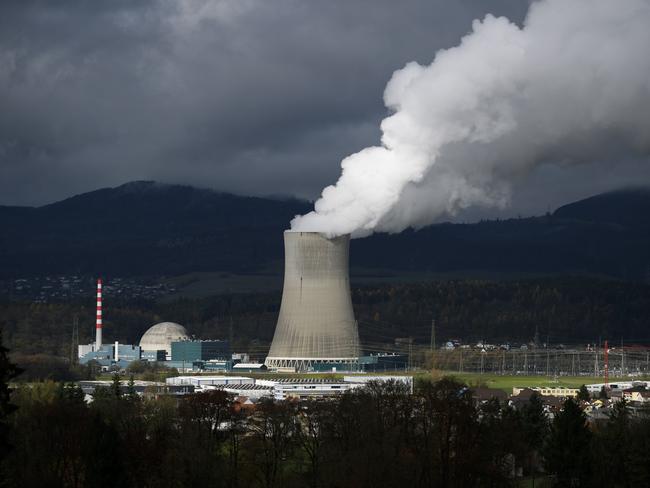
<box><xmin>2</xmin><ymin>181</ymin><xmax>650</xmax><ymax>281</ymax></box>
<box><xmin>2</xmin><ymin>277</ymin><xmax>650</xmax><ymax>379</ymax></box>
<box><xmin>2</xmin><ymin>373</ymin><xmax>650</xmax><ymax>487</ymax></box>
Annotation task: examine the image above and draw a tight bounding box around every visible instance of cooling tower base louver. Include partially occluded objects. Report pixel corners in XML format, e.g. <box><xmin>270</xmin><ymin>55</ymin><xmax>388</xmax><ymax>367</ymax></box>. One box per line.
<box><xmin>265</xmin><ymin>357</ymin><xmax>360</xmax><ymax>371</ymax></box>
<box><xmin>265</xmin><ymin>231</ymin><xmax>360</xmax><ymax>372</ymax></box>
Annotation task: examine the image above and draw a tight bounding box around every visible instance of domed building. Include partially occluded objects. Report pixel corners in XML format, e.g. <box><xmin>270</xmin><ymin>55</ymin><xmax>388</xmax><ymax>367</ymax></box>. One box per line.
<box><xmin>139</xmin><ymin>322</ymin><xmax>189</xmax><ymax>359</ymax></box>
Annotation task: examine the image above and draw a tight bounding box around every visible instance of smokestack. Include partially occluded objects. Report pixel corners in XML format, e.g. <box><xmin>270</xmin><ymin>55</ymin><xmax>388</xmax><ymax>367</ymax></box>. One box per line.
<box><xmin>95</xmin><ymin>278</ymin><xmax>103</xmax><ymax>351</ymax></box>
<box><xmin>265</xmin><ymin>231</ymin><xmax>360</xmax><ymax>371</ymax></box>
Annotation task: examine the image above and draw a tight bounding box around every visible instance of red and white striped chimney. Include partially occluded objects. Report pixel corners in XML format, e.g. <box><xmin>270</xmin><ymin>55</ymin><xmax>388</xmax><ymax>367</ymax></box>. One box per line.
<box><xmin>95</xmin><ymin>278</ymin><xmax>103</xmax><ymax>350</ymax></box>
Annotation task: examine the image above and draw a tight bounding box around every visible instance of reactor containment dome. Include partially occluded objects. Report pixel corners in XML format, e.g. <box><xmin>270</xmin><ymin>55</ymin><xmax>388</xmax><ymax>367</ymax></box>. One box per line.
<box><xmin>265</xmin><ymin>231</ymin><xmax>360</xmax><ymax>371</ymax></box>
<box><xmin>139</xmin><ymin>322</ymin><xmax>189</xmax><ymax>358</ymax></box>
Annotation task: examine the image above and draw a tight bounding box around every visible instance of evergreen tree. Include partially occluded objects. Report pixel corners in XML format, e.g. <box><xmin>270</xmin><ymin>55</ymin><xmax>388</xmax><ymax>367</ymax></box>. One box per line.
<box><xmin>126</xmin><ymin>375</ymin><xmax>138</xmax><ymax>402</ymax></box>
<box><xmin>520</xmin><ymin>392</ymin><xmax>549</xmax><ymax>476</ymax></box>
<box><xmin>577</xmin><ymin>385</ymin><xmax>590</xmax><ymax>402</ymax></box>
<box><xmin>544</xmin><ymin>397</ymin><xmax>592</xmax><ymax>486</ymax></box>
<box><xmin>627</xmin><ymin>413</ymin><xmax>650</xmax><ymax>485</ymax></box>
<box><xmin>92</xmin><ymin>385</ymin><xmax>112</xmax><ymax>401</ymax></box>
<box><xmin>601</xmin><ymin>398</ymin><xmax>633</xmax><ymax>487</ymax></box>
<box><xmin>111</xmin><ymin>373</ymin><xmax>122</xmax><ymax>398</ymax></box>
<box><xmin>0</xmin><ymin>330</ymin><xmax>21</xmax><ymax>461</ymax></box>
<box><xmin>65</xmin><ymin>382</ymin><xmax>85</xmax><ymax>403</ymax></box>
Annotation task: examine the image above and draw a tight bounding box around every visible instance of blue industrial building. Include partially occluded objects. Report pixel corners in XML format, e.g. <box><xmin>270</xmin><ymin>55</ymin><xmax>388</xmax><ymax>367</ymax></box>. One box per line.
<box><xmin>171</xmin><ymin>340</ymin><xmax>230</xmax><ymax>363</ymax></box>
<box><xmin>79</xmin><ymin>343</ymin><xmax>141</xmax><ymax>370</ymax></box>
<box><xmin>360</xmin><ymin>353</ymin><xmax>408</xmax><ymax>372</ymax></box>
<box><xmin>165</xmin><ymin>359</ymin><xmax>233</xmax><ymax>373</ymax></box>
<box><xmin>141</xmin><ymin>350</ymin><xmax>166</xmax><ymax>361</ymax></box>
<box><xmin>79</xmin><ymin>339</ymin><xmax>233</xmax><ymax>372</ymax></box>
<box><xmin>307</xmin><ymin>354</ymin><xmax>408</xmax><ymax>373</ymax></box>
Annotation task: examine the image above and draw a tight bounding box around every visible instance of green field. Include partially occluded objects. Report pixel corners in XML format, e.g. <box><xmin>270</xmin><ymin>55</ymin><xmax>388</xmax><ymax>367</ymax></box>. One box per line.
<box><xmin>430</xmin><ymin>371</ymin><xmax>628</xmax><ymax>393</ymax></box>
<box><xmin>108</xmin><ymin>368</ymin><xmax>643</xmax><ymax>395</ymax></box>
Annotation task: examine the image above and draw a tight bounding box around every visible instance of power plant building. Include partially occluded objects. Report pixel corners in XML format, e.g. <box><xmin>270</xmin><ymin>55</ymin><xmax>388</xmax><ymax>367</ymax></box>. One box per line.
<box><xmin>265</xmin><ymin>231</ymin><xmax>360</xmax><ymax>371</ymax></box>
<box><xmin>171</xmin><ymin>340</ymin><xmax>230</xmax><ymax>362</ymax></box>
<box><xmin>78</xmin><ymin>278</ymin><xmax>140</xmax><ymax>369</ymax></box>
<box><xmin>139</xmin><ymin>322</ymin><xmax>189</xmax><ymax>359</ymax></box>
<box><xmin>79</xmin><ymin>342</ymin><xmax>141</xmax><ymax>369</ymax></box>
<box><xmin>76</xmin><ymin>280</ymin><xmax>241</xmax><ymax>371</ymax></box>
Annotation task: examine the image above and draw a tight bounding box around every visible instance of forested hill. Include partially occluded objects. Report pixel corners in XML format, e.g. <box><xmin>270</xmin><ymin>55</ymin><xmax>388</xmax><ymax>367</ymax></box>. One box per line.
<box><xmin>553</xmin><ymin>187</ymin><xmax>650</xmax><ymax>227</ymax></box>
<box><xmin>0</xmin><ymin>181</ymin><xmax>311</xmax><ymax>278</ymax></box>
<box><xmin>1</xmin><ymin>181</ymin><xmax>649</xmax><ymax>281</ymax></box>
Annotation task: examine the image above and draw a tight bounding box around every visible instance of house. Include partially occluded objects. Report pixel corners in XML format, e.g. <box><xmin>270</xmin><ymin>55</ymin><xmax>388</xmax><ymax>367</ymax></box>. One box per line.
<box><xmin>470</xmin><ymin>387</ymin><xmax>508</xmax><ymax>404</ymax></box>
<box><xmin>512</xmin><ymin>386</ymin><xmax>578</xmax><ymax>398</ymax></box>
<box><xmin>622</xmin><ymin>386</ymin><xmax>650</xmax><ymax>403</ymax></box>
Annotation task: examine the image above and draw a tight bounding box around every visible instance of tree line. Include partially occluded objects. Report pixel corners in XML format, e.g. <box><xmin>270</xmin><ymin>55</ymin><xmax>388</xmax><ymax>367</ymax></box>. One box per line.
<box><xmin>1</xmin><ymin>374</ymin><xmax>650</xmax><ymax>487</ymax></box>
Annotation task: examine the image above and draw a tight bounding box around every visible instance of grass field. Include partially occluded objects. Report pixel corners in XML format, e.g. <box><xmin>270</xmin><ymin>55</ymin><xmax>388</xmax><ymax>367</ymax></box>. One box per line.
<box><xmin>428</xmin><ymin>371</ymin><xmax>636</xmax><ymax>393</ymax></box>
<box><xmin>104</xmin><ymin>368</ymin><xmax>645</xmax><ymax>395</ymax></box>
<box><xmin>255</xmin><ymin>370</ymin><xmax>637</xmax><ymax>394</ymax></box>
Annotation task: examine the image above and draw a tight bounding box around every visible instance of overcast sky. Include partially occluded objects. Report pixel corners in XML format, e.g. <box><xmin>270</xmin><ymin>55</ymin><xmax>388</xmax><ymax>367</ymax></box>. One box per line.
<box><xmin>1</xmin><ymin>0</ymin><xmax>648</xmax><ymax>219</ymax></box>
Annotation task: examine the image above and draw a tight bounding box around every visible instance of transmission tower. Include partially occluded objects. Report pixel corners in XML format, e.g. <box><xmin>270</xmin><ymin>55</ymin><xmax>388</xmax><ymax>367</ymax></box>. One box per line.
<box><xmin>229</xmin><ymin>315</ymin><xmax>234</xmax><ymax>349</ymax></box>
<box><xmin>571</xmin><ymin>353</ymin><xmax>575</xmax><ymax>376</ymax></box>
<box><xmin>621</xmin><ymin>338</ymin><xmax>625</xmax><ymax>376</ymax></box>
<box><xmin>523</xmin><ymin>352</ymin><xmax>528</xmax><ymax>375</ymax></box>
<box><xmin>604</xmin><ymin>340</ymin><xmax>609</xmax><ymax>387</ymax></box>
<box><xmin>430</xmin><ymin>319</ymin><xmax>436</xmax><ymax>371</ymax></box>
<box><xmin>70</xmin><ymin>314</ymin><xmax>79</xmax><ymax>365</ymax></box>
<box><xmin>430</xmin><ymin>319</ymin><xmax>436</xmax><ymax>351</ymax></box>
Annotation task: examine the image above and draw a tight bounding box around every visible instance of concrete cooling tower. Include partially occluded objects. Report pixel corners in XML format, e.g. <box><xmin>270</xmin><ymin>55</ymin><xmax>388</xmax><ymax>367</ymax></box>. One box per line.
<box><xmin>265</xmin><ymin>231</ymin><xmax>360</xmax><ymax>371</ymax></box>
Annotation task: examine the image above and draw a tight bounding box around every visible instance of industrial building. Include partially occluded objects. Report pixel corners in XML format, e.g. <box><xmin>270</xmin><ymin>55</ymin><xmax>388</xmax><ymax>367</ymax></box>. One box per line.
<box><xmin>343</xmin><ymin>375</ymin><xmax>414</xmax><ymax>393</ymax></box>
<box><xmin>78</xmin><ymin>278</ymin><xmax>142</xmax><ymax>370</ymax></box>
<box><xmin>77</xmin><ymin>279</ymin><xmax>234</xmax><ymax>370</ymax></box>
<box><xmin>343</xmin><ymin>353</ymin><xmax>409</xmax><ymax>372</ymax></box>
<box><xmin>166</xmin><ymin>375</ymin><xmax>413</xmax><ymax>401</ymax></box>
<box><xmin>166</xmin><ymin>375</ymin><xmax>255</xmax><ymax>387</ymax></box>
<box><xmin>232</xmin><ymin>362</ymin><xmax>267</xmax><ymax>373</ymax></box>
<box><xmin>77</xmin><ymin>278</ymin><xmax>107</xmax><ymax>359</ymax></box>
<box><xmin>79</xmin><ymin>342</ymin><xmax>141</xmax><ymax>369</ymax></box>
<box><xmin>585</xmin><ymin>381</ymin><xmax>648</xmax><ymax>394</ymax></box>
<box><xmin>269</xmin><ymin>380</ymin><xmax>361</xmax><ymax>400</ymax></box>
<box><xmin>141</xmin><ymin>350</ymin><xmax>166</xmax><ymax>362</ymax></box>
<box><xmin>139</xmin><ymin>321</ymin><xmax>189</xmax><ymax>359</ymax></box>
<box><xmin>80</xmin><ymin>380</ymin><xmax>194</xmax><ymax>399</ymax></box>
<box><xmin>265</xmin><ymin>232</ymin><xmax>360</xmax><ymax>371</ymax></box>
<box><xmin>171</xmin><ymin>339</ymin><xmax>230</xmax><ymax>362</ymax></box>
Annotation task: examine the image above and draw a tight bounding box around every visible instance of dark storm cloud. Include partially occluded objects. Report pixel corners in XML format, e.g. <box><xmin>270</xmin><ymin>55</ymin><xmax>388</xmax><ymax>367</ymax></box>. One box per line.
<box><xmin>0</xmin><ymin>0</ymin><xmax>531</xmax><ymax>206</ymax></box>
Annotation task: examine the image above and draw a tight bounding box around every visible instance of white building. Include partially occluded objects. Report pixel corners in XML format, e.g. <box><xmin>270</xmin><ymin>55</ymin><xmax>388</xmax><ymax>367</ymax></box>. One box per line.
<box><xmin>166</xmin><ymin>376</ymin><xmax>254</xmax><ymax>389</ymax></box>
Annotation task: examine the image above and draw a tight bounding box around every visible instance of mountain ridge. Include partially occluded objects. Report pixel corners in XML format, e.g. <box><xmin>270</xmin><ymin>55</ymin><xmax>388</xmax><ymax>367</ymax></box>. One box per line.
<box><xmin>1</xmin><ymin>181</ymin><xmax>649</xmax><ymax>281</ymax></box>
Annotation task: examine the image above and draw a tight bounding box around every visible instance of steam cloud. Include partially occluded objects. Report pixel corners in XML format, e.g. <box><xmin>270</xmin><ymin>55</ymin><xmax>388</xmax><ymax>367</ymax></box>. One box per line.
<box><xmin>291</xmin><ymin>0</ymin><xmax>650</xmax><ymax>237</ymax></box>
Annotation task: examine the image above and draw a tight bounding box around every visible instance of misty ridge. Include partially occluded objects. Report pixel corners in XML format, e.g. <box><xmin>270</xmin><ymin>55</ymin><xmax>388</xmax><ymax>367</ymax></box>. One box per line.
<box><xmin>0</xmin><ymin>180</ymin><xmax>649</xmax><ymax>282</ymax></box>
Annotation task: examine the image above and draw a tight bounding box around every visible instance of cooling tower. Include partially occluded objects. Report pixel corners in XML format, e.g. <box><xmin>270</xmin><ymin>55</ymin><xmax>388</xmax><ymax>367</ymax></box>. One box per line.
<box><xmin>265</xmin><ymin>231</ymin><xmax>360</xmax><ymax>371</ymax></box>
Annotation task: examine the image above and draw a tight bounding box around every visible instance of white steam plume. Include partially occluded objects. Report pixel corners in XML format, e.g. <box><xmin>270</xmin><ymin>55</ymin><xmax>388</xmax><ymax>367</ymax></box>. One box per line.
<box><xmin>291</xmin><ymin>0</ymin><xmax>650</xmax><ymax>237</ymax></box>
